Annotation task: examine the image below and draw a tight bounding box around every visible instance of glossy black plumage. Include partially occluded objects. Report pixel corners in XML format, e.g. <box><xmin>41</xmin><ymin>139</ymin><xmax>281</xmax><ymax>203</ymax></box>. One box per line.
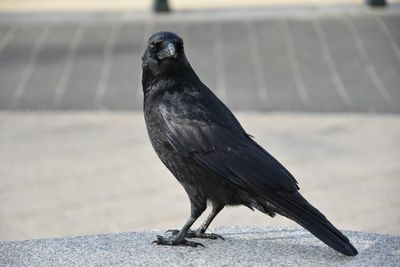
<box><xmin>142</xmin><ymin>31</ymin><xmax>358</xmax><ymax>256</ymax></box>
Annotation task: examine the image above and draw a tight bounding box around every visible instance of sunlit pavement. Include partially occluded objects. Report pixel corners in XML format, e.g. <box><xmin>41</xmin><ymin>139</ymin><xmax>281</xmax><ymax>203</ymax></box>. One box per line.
<box><xmin>0</xmin><ymin>112</ymin><xmax>399</xmax><ymax>241</ymax></box>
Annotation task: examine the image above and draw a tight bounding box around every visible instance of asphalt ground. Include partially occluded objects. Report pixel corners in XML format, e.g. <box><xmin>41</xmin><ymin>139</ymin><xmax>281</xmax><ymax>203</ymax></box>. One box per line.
<box><xmin>0</xmin><ymin>7</ymin><xmax>399</xmax><ymax>112</ymax></box>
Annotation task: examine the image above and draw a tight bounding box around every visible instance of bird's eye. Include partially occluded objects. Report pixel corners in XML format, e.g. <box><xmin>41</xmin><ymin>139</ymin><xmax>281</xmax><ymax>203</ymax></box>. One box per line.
<box><xmin>149</xmin><ymin>43</ymin><xmax>157</xmax><ymax>52</ymax></box>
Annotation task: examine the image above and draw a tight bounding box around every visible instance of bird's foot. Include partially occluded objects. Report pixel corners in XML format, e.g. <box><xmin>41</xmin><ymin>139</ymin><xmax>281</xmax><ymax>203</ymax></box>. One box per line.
<box><xmin>152</xmin><ymin>235</ymin><xmax>205</xmax><ymax>247</ymax></box>
<box><xmin>166</xmin><ymin>229</ymin><xmax>224</xmax><ymax>240</ymax></box>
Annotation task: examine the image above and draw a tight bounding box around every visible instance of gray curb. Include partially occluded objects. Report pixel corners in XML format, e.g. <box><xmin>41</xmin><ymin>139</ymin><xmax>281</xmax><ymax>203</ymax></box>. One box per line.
<box><xmin>1</xmin><ymin>226</ymin><xmax>399</xmax><ymax>266</ymax></box>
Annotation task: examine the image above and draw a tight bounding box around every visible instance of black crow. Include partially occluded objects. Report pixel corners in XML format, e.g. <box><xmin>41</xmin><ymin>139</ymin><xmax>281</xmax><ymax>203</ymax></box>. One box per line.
<box><xmin>142</xmin><ymin>31</ymin><xmax>358</xmax><ymax>256</ymax></box>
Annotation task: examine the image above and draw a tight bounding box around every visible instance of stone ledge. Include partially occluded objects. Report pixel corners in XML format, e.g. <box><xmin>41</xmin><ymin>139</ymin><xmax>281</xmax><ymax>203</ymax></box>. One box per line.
<box><xmin>1</xmin><ymin>226</ymin><xmax>399</xmax><ymax>266</ymax></box>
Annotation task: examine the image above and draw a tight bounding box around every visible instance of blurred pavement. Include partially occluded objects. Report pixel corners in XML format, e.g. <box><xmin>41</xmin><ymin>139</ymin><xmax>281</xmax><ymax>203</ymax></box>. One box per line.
<box><xmin>1</xmin><ymin>112</ymin><xmax>399</xmax><ymax>241</ymax></box>
<box><xmin>0</xmin><ymin>7</ymin><xmax>399</xmax><ymax>112</ymax></box>
<box><xmin>2</xmin><ymin>0</ymin><xmax>400</xmax><ymax>12</ymax></box>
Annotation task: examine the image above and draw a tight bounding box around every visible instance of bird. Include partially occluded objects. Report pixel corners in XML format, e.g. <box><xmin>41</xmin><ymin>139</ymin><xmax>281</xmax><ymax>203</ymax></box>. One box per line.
<box><xmin>142</xmin><ymin>31</ymin><xmax>358</xmax><ymax>256</ymax></box>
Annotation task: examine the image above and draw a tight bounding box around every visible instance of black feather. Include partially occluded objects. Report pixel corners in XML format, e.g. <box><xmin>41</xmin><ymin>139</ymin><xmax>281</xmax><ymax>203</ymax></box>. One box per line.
<box><xmin>143</xmin><ymin>31</ymin><xmax>358</xmax><ymax>256</ymax></box>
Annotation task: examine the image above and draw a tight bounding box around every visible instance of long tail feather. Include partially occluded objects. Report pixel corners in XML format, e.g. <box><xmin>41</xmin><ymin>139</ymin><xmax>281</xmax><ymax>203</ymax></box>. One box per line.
<box><xmin>269</xmin><ymin>192</ymin><xmax>358</xmax><ymax>256</ymax></box>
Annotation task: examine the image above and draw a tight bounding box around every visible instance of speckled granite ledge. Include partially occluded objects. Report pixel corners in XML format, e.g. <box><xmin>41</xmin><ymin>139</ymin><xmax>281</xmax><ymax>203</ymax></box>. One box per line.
<box><xmin>1</xmin><ymin>226</ymin><xmax>399</xmax><ymax>266</ymax></box>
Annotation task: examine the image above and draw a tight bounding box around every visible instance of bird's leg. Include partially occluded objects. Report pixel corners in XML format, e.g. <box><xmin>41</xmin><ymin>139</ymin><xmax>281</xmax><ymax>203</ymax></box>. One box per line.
<box><xmin>167</xmin><ymin>206</ymin><xmax>224</xmax><ymax>240</ymax></box>
<box><xmin>153</xmin><ymin>201</ymin><xmax>206</xmax><ymax>247</ymax></box>
<box><xmin>189</xmin><ymin>205</ymin><xmax>224</xmax><ymax>240</ymax></box>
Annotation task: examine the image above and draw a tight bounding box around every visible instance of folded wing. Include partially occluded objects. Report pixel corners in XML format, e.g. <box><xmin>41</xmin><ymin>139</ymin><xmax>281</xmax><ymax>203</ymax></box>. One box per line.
<box><xmin>159</xmin><ymin>102</ymin><xmax>299</xmax><ymax>194</ymax></box>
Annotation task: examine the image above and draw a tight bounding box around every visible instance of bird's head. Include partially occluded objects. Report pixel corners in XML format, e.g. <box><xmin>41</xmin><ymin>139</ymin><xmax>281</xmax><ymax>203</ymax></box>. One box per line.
<box><xmin>142</xmin><ymin>31</ymin><xmax>188</xmax><ymax>80</ymax></box>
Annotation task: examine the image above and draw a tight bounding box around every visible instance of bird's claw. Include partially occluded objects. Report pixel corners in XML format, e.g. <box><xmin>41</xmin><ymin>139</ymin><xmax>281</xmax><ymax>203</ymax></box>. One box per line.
<box><xmin>165</xmin><ymin>229</ymin><xmax>180</xmax><ymax>235</ymax></box>
<box><xmin>166</xmin><ymin>229</ymin><xmax>224</xmax><ymax>240</ymax></box>
<box><xmin>152</xmin><ymin>235</ymin><xmax>205</xmax><ymax>248</ymax></box>
<box><xmin>195</xmin><ymin>232</ymin><xmax>224</xmax><ymax>240</ymax></box>
<box><xmin>185</xmin><ymin>240</ymin><xmax>205</xmax><ymax>248</ymax></box>
<box><xmin>187</xmin><ymin>230</ymin><xmax>225</xmax><ymax>240</ymax></box>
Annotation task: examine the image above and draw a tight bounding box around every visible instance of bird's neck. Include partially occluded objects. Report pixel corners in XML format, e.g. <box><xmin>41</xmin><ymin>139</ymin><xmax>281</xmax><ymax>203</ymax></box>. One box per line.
<box><xmin>142</xmin><ymin>63</ymin><xmax>200</xmax><ymax>99</ymax></box>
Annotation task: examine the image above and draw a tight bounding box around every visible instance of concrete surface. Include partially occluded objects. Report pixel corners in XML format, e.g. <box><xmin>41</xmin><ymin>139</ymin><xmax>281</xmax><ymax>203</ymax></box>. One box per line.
<box><xmin>0</xmin><ymin>8</ymin><xmax>399</xmax><ymax>112</ymax></box>
<box><xmin>1</xmin><ymin>226</ymin><xmax>399</xmax><ymax>266</ymax></box>
<box><xmin>1</xmin><ymin>112</ymin><xmax>399</xmax><ymax>241</ymax></box>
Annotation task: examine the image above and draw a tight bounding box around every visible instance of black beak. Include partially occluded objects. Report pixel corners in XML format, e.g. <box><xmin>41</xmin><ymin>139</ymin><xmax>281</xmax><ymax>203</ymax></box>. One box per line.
<box><xmin>157</xmin><ymin>42</ymin><xmax>176</xmax><ymax>60</ymax></box>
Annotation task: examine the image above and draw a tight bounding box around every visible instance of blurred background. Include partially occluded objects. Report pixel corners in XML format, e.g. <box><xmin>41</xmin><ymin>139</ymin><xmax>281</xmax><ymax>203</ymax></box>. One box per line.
<box><xmin>0</xmin><ymin>0</ymin><xmax>399</xmax><ymax>241</ymax></box>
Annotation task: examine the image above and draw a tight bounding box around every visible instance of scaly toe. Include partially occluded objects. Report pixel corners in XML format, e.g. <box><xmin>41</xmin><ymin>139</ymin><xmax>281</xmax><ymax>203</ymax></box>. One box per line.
<box><xmin>152</xmin><ymin>235</ymin><xmax>165</xmax><ymax>245</ymax></box>
<box><xmin>165</xmin><ymin>229</ymin><xmax>180</xmax><ymax>235</ymax></box>
<box><xmin>183</xmin><ymin>239</ymin><xmax>205</xmax><ymax>247</ymax></box>
<box><xmin>205</xmin><ymin>233</ymin><xmax>225</xmax><ymax>240</ymax></box>
<box><xmin>186</xmin><ymin>231</ymin><xmax>225</xmax><ymax>240</ymax></box>
<box><xmin>152</xmin><ymin>234</ymin><xmax>205</xmax><ymax>247</ymax></box>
